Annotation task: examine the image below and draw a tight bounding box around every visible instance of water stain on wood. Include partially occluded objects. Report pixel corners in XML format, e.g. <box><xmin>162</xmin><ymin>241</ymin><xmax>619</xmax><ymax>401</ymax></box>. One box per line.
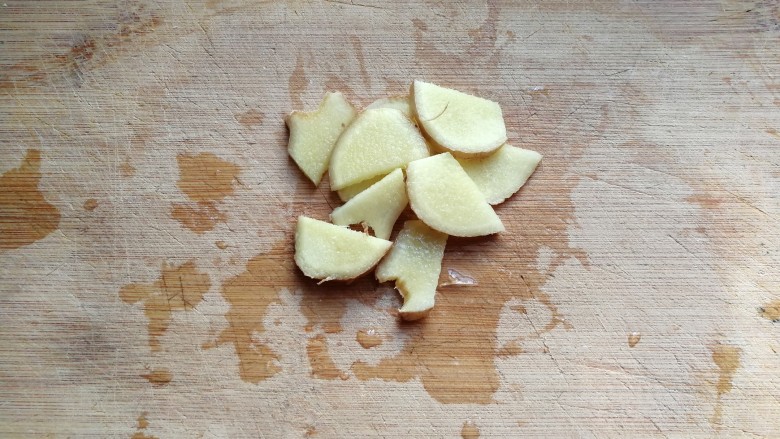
<box><xmin>177</xmin><ymin>152</ymin><xmax>240</xmax><ymax>202</ymax></box>
<box><xmin>289</xmin><ymin>55</ymin><xmax>307</xmax><ymax>109</ymax></box>
<box><xmin>0</xmin><ymin>64</ymin><xmax>45</xmax><ymax>89</ymax></box>
<box><xmin>0</xmin><ymin>149</ymin><xmax>61</xmax><ymax>250</ymax></box>
<box><xmin>83</xmin><ymin>198</ymin><xmax>99</xmax><ymax>211</ymax></box>
<box><xmin>759</xmin><ymin>300</ymin><xmax>780</xmax><ymax>322</ymax></box>
<box><xmin>497</xmin><ymin>340</ymin><xmax>523</xmax><ymax>357</ymax></box>
<box><xmin>628</xmin><ymin>332</ymin><xmax>641</xmax><ymax>347</ymax></box>
<box><xmin>207</xmin><ymin>240</ymin><xmax>293</xmax><ymax>383</ymax></box>
<box><xmin>349</xmin><ymin>35</ymin><xmax>370</xmax><ymax>88</ymax></box>
<box><xmin>116</xmin><ymin>3</ymin><xmax>164</xmax><ymax>38</ymax></box>
<box><xmin>54</xmin><ymin>36</ymin><xmax>96</xmax><ymax>85</ymax></box>
<box><xmin>356</xmin><ymin>328</ymin><xmax>383</xmax><ymax>349</ymax></box>
<box><xmin>766</xmin><ymin>128</ymin><xmax>780</xmax><ymax>139</ymax></box>
<box><xmin>413</xmin><ymin>0</ymin><xmax>508</xmax><ymax>71</ymax></box>
<box><xmin>141</xmin><ymin>368</ymin><xmax>173</xmax><ymax>386</ymax></box>
<box><xmin>461</xmin><ymin>420</ymin><xmax>480</xmax><ymax>439</ymax></box>
<box><xmin>236</xmin><ymin>109</ymin><xmax>265</xmax><ymax>128</ymax></box>
<box><xmin>308</xmin><ymin>334</ymin><xmax>349</xmax><ymax>380</ymax></box>
<box><xmin>137</xmin><ymin>412</ymin><xmax>149</xmax><ymax>430</ymax></box>
<box><xmin>120</xmin><ymin>159</ymin><xmax>136</xmax><ymax>177</ymax></box>
<box><xmin>294</xmin><ymin>240</ymin><xmax>381</xmax><ymax>379</ymax></box>
<box><xmin>171</xmin><ymin>152</ymin><xmax>239</xmax><ymax>234</ymax></box>
<box><xmin>70</xmin><ymin>38</ymin><xmax>93</xmax><ymax>62</ymax></box>
<box><xmin>685</xmin><ymin>193</ymin><xmax>723</xmax><ymax>209</ymax></box>
<box><xmin>215</xmin><ymin>240</ymin><xmax>228</xmax><ymax>250</ymax></box>
<box><xmin>710</xmin><ymin>343</ymin><xmax>741</xmax><ymax>426</ymax></box>
<box><xmin>466</xmin><ymin>0</ymin><xmax>499</xmax><ymax>55</ymax></box>
<box><xmin>64</xmin><ymin>321</ymin><xmax>117</xmax><ymax>364</ymax></box>
<box><xmin>170</xmin><ymin>202</ymin><xmax>227</xmax><ymax>234</ymax></box>
<box><xmin>119</xmin><ymin>261</ymin><xmax>210</xmax><ymax>352</ymax></box>
<box><xmin>352</xmin><ymin>268</ymin><xmax>575</xmax><ymax>404</ymax></box>
<box><xmin>7</xmin><ymin>2</ymin><xmax>163</xmax><ymax>88</ymax></box>
<box><xmin>131</xmin><ymin>411</ymin><xmax>156</xmax><ymax>439</ymax></box>
<box><xmin>712</xmin><ymin>343</ymin><xmax>741</xmax><ymax>394</ymax></box>
<box><xmin>351</xmin><ymin>291</ymin><xmax>502</xmax><ymax>403</ymax></box>
<box><xmin>297</xmin><ymin>277</ymin><xmax>380</xmax><ymax>371</ymax></box>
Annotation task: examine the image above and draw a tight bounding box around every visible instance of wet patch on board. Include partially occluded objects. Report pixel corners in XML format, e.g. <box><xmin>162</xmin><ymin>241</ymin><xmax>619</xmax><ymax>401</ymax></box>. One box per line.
<box><xmin>119</xmin><ymin>260</ymin><xmax>211</xmax><ymax>352</ymax></box>
<box><xmin>170</xmin><ymin>152</ymin><xmax>240</xmax><ymax>234</ymax></box>
<box><xmin>0</xmin><ymin>150</ymin><xmax>61</xmax><ymax>250</ymax></box>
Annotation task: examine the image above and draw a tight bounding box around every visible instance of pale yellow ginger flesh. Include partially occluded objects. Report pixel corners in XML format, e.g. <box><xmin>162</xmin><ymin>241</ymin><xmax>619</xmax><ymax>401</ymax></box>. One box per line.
<box><xmin>457</xmin><ymin>144</ymin><xmax>542</xmax><ymax>205</ymax></box>
<box><xmin>365</xmin><ymin>95</ymin><xmax>413</xmax><ymax>119</ymax></box>
<box><xmin>328</xmin><ymin>107</ymin><xmax>429</xmax><ymax>190</ymax></box>
<box><xmin>376</xmin><ymin>220</ymin><xmax>447</xmax><ymax>321</ymax></box>
<box><xmin>330</xmin><ymin>168</ymin><xmax>407</xmax><ymax>240</ymax></box>
<box><xmin>287</xmin><ymin>92</ymin><xmax>357</xmax><ymax>185</ymax></box>
<box><xmin>337</xmin><ymin>174</ymin><xmax>385</xmax><ymax>202</ymax></box>
<box><xmin>294</xmin><ymin>216</ymin><xmax>391</xmax><ymax>281</ymax></box>
<box><xmin>413</xmin><ymin>80</ymin><xmax>506</xmax><ymax>156</ymax></box>
<box><xmin>406</xmin><ymin>153</ymin><xmax>504</xmax><ymax>237</ymax></box>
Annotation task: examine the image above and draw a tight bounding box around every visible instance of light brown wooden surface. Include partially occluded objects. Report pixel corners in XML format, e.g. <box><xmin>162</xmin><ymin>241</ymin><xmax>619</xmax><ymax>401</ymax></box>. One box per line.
<box><xmin>1</xmin><ymin>1</ymin><xmax>779</xmax><ymax>437</ymax></box>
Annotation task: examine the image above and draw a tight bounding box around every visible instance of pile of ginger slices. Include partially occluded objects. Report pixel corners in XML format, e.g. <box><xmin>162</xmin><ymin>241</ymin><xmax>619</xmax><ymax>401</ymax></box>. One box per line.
<box><xmin>287</xmin><ymin>80</ymin><xmax>541</xmax><ymax>321</ymax></box>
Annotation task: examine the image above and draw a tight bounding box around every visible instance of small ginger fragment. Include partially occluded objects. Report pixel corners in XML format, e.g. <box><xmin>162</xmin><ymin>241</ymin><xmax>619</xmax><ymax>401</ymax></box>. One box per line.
<box><xmin>287</xmin><ymin>92</ymin><xmax>357</xmax><ymax>185</ymax></box>
<box><xmin>330</xmin><ymin>168</ymin><xmax>407</xmax><ymax>240</ymax></box>
<box><xmin>376</xmin><ymin>220</ymin><xmax>447</xmax><ymax>321</ymax></box>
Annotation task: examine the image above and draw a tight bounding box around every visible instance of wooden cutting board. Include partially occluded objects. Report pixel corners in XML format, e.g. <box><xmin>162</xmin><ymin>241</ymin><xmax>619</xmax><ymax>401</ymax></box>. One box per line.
<box><xmin>2</xmin><ymin>1</ymin><xmax>779</xmax><ymax>437</ymax></box>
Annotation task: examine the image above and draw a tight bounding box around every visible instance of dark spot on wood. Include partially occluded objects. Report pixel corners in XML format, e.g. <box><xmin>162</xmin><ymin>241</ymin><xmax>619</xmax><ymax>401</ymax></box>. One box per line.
<box><xmin>141</xmin><ymin>368</ymin><xmax>173</xmax><ymax>386</ymax></box>
<box><xmin>759</xmin><ymin>300</ymin><xmax>780</xmax><ymax>322</ymax></box>
<box><xmin>83</xmin><ymin>198</ymin><xmax>99</xmax><ymax>211</ymax></box>
<box><xmin>236</xmin><ymin>109</ymin><xmax>265</xmax><ymax>128</ymax></box>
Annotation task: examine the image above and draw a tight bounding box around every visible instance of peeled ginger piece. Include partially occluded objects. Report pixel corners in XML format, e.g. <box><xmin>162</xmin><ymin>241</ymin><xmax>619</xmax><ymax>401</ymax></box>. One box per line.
<box><xmin>287</xmin><ymin>92</ymin><xmax>357</xmax><ymax>185</ymax></box>
<box><xmin>406</xmin><ymin>153</ymin><xmax>504</xmax><ymax>237</ymax></box>
<box><xmin>330</xmin><ymin>168</ymin><xmax>407</xmax><ymax>240</ymax></box>
<box><xmin>295</xmin><ymin>216</ymin><xmax>391</xmax><ymax>281</ymax></box>
<box><xmin>328</xmin><ymin>108</ymin><xmax>429</xmax><ymax>190</ymax></box>
<box><xmin>457</xmin><ymin>144</ymin><xmax>542</xmax><ymax>205</ymax></box>
<box><xmin>376</xmin><ymin>220</ymin><xmax>447</xmax><ymax>321</ymax></box>
<box><xmin>413</xmin><ymin>80</ymin><xmax>506</xmax><ymax>156</ymax></box>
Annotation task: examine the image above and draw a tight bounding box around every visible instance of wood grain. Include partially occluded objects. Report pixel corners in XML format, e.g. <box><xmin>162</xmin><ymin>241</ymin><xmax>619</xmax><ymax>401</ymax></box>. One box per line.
<box><xmin>1</xmin><ymin>0</ymin><xmax>779</xmax><ymax>437</ymax></box>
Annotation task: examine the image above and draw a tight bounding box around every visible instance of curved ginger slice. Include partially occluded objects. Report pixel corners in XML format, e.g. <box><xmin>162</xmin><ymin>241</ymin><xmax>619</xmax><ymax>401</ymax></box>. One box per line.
<box><xmin>406</xmin><ymin>153</ymin><xmax>504</xmax><ymax>237</ymax></box>
<box><xmin>457</xmin><ymin>144</ymin><xmax>542</xmax><ymax>205</ymax></box>
<box><xmin>413</xmin><ymin>80</ymin><xmax>506</xmax><ymax>157</ymax></box>
<box><xmin>328</xmin><ymin>108</ymin><xmax>429</xmax><ymax>190</ymax></box>
<box><xmin>294</xmin><ymin>216</ymin><xmax>391</xmax><ymax>281</ymax></box>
